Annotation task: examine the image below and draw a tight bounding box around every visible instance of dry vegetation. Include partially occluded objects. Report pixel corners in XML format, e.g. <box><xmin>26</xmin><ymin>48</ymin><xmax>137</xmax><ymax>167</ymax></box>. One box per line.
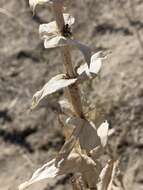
<box><xmin>0</xmin><ymin>0</ymin><xmax>143</xmax><ymax>190</ymax></box>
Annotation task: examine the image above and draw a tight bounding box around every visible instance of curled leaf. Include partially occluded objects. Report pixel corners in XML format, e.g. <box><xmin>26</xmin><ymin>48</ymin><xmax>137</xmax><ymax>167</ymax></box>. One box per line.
<box><xmin>39</xmin><ymin>17</ymin><xmax>91</xmax><ymax>65</ymax></box>
<box><xmin>19</xmin><ymin>135</ymin><xmax>76</xmax><ymax>190</ymax></box>
<box><xmin>29</xmin><ymin>0</ymin><xmax>66</xmax><ymax>14</ymax></box>
<box><xmin>19</xmin><ymin>159</ymin><xmax>58</xmax><ymax>190</ymax></box>
<box><xmin>44</xmin><ymin>35</ymin><xmax>67</xmax><ymax>48</ymax></box>
<box><xmin>19</xmin><ymin>131</ymin><xmax>103</xmax><ymax>190</ymax></box>
<box><xmin>76</xmin><ymin>51</ymin><xmax>105</xmax><ymax>82</ymax></box>
<box><xmin>29</xmin><ymin>0</ymin><xmax>51</xmax><ymax>13</ymax></box>
<box><xmin>39</xmin><ymin>13</ymin><xmax>75</xmax><ymax>39</ymax></box>
<box><xmin>31</xmin><ymin>74</ymin><xmax>77</xmax><ymax>109</ymax></box>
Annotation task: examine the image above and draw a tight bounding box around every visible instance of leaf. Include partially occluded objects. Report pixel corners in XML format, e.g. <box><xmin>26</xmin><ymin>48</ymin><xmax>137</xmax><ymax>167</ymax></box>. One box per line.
<box><xmin>44</xmin><ymin>36</ymin><xmax>68</xmax><ymax>48</ymax></box>
<box><xmin>97</xmin><ymin>160</ymin><xmax>118</xmax><ymax>190</ymax></box>
<box><xmin>29</xmin><ymin>0</ymin><xmax>51</xmax><ymax>13</ymax></box>
<box><xmin>89</xmin><ymin>51</ymin><xmax>104</xmax><ymax>74</ymax></box>
<box><xmin>39</xmin><ymin>22</ymin><xmax>58</xmax><ymax>40</ymax></box>
<box><xmin>19</xmin><ymin>135</ymin><xmax>102</xmax><ymax>190</ymax></box>
<box><xmin>40</xmin><ymin>23</ymin><xmax>91</xmax><ymax>65</ymax></box>
<box><xmin>31</xmin><ymin>74</ymin><xmax>77</xmax><ymax>109</ymax></box>
<box><xmin>66</xmin><ymin>117</ymin><xmax>101</xmax><ymax>152</ymax></box>
<box><xmin>97</xmin><ymin>120</ymin><xmax>109</xmax><ymax>147</ymax></box>
<box><xmin>61</xmin><ymin>116</ymin><xmax>110</xmax><ymax>152</ymax></box>
<box><xmin>19</xmin><ymin>159</ymin><xmax>58</xmax><ymax>190</ymax></box>
<box><xmin>58</xmin><ymin>150</ymin><xmax>102</xmax><ymax>188</ymax></box>
<box><xmin>39</xmin><ymin>13</ymin><xmax>75</xmax><ymax>40</ymax></box>
<box><xmin>76</xmin><ymin>52</ymin><xmax>104</xmax><ymax>82</ymax></box>
<box><xmin>29</xmin><ymin>0</ymin><xmax>66</xmax><ymax>14</ymax></box>
<box><xmin>19</xmin><ymin>135</ymin><xmax>76</xmax><ymax>190</ymax></box>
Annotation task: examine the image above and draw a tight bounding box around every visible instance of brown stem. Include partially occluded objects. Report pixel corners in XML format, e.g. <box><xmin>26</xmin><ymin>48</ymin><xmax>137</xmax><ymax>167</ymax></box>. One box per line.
<box><xmin>52</xmin><ymin>2</ymin><xmax>84</xmax><ymax>118</ymax></box>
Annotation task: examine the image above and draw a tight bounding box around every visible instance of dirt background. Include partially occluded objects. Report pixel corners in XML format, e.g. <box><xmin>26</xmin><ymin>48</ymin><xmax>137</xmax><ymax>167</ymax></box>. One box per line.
<box><xmin>0</xmin><ymin>0</ymin><xmax>143</xmax><ymax>190</ymax></box>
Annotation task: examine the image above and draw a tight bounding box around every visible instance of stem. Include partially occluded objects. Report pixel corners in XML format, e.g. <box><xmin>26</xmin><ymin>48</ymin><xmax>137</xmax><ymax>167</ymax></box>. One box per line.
<box><xmin>52</xmin><ymin>2</ymin><xmax>84</xmax><ymax>118</ymax></box>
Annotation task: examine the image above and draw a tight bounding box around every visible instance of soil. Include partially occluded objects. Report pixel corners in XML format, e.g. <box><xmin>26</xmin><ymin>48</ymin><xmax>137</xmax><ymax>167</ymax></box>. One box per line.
<box><xmin>0</xmin><ymin>0</ymin><xmax>143</xmax><ymax>190</ymax></box>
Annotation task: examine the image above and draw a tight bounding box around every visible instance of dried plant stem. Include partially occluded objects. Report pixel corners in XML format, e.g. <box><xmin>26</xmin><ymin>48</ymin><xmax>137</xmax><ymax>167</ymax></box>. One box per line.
<box><xmin>52</xmin><ymin>3</ymin><xmax>84</xmax><ymax>118</ymax></box>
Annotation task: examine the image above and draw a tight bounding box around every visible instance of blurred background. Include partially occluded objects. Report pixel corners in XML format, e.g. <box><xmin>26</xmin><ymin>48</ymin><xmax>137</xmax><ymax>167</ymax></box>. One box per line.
<box><xmin>0</xmin><ymin>0</ymin><xmax>143</xmax><ymax>190</ymax></box>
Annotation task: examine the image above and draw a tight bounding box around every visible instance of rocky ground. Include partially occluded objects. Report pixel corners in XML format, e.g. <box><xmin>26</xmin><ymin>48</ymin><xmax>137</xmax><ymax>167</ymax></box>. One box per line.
<box><xmin>0</xmin><ymin>0</ymin><xmax>143</xmax><ymax>190</ymax></box>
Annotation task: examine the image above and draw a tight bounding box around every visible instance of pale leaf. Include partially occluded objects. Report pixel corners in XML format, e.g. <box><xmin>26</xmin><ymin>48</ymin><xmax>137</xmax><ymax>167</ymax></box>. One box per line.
<box><xmin>19</xmin><ymin>159</ymin><xmax>58</xmax><ymax>190</ymax></box>
<box><xmin>29</xmin><ymin>0</ymin><xmax>51</xmax><ymax>13</ymax></box>
<box><xmin>31</xmin><ymin>74</ymin><xmax>77</xmax><ymax>109</ymax></box>
<box><xmin>76</xmin><ymin>52</ymin><xmax>104</xmax><ymax>81</ymax></box>
<box><xmin>97</xmin><ymin>120</ymin><xmax>109</xmax><ymax>147</ymax></box>
<box><xmin>89</xmin><ymin>51</ymin><xmax>104</xmax><ymax>74</ymax></box>
<box><xmin>44</xmin><ymin>36</ymin><xmax>67</xmax><ymax>48</ymax></box>
<box><xmin>29</xmin><ymin>0</ymin><xmax>65</xmax><ymax>13</ymax></box>
<box><xmin>39</xmin><ymin>22</ymin><xmax>58</xmax><ymax>40</ymax></box>
<box><xmin>39</xmin><ymin>13</ymin><xmax>75</xmax><ymax>40</ymax></box>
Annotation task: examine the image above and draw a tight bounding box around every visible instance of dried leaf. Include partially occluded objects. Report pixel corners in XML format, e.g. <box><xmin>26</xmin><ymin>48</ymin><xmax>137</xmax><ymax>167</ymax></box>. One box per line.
<box><xmin>61</xmin><ymin>116</ymin><xmax>110</xmax><ymax>151</ymax></box>
<box><xmin>19</xmin><ymin>135</ymin><xmax>76</xmax><ymax>190</ymax></box>
<box><xmin>66</xmin><ymin>117</ymin><xmax>101</xmax><ymax>152</ymax></box>
<box><xmin>44</xmin><ymin>36</ymin><xmax>68</xmax><ymax>48</ymax></box>
<box><xmin>76</xmin><ymin>52</ymin><xmax>104</xmax><ymax>82</ymax></box>
<box><xmin>39</xmin><ymin>13</ymin><xmax>75</xmax><ymax>39</ymax></box>
<box><xmin>97</xmin><ymin>120</ymin><xmax>109</xmax><ymax>147</ymax></box>
<box><xmin>39</xmin><ymin>22</ymin><xmax>58</xmax><ymax>40</ymax></box>
<box><xmin>19</xmin><ymin>136</ymin><xmax>102</xmax><ymax>190</ymax></box>
<box><xmin>19</xmin><ymin>159</ymin><xmax>58</xmax><ymax>190</ymax></box>
<box><xmin>31</xmin><ymin>74</ymin><xmax>77</xmax><ymax>109</ymax></box>
<box><xmin>59</xmin><ymin>151</ymin><xmax>102</xmax><ymax>188</ymax></box>
<box><xmin>90</xmin><ymin>51</ymin><xmax>104</xmax><ymax>74</ymax></box>
<box><xmin>29</xmin><ymin>0</ymin><xmax>51</xmax><ymax>13</ymax></box>
<box><xmin>97</xmin><ymin>160</ymin><xmax>118</xmax><ymax>190</ymax></box>
<box><xmin>29</xmin><ymin>0</ymin><xmax>65</xmax><ymax>14</ymax></box>
<box><xmin>40</xmin><ymin>19</ymin><xmax>91</xmax><ymax>65</ymax></box>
